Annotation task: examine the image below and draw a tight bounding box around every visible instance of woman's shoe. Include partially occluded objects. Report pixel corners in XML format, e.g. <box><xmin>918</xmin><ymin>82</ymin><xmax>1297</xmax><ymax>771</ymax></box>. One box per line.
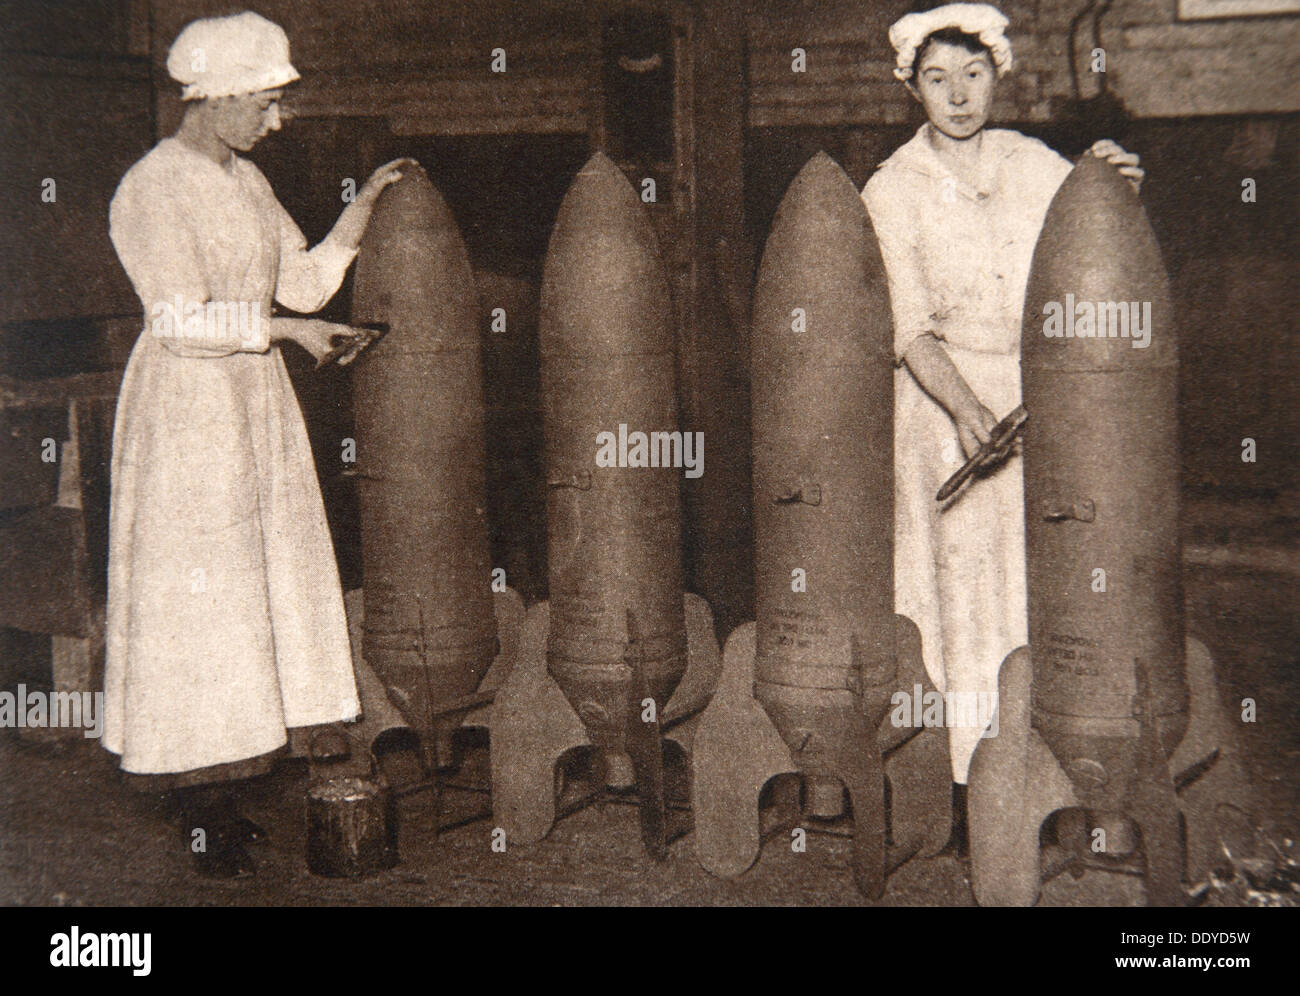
<box><xmin>936</xmin><ymin>782</ymin><xmax>969</xmax><ymax>859</ymax></box>
<box><xmin>175</xmin><ymin>782</ymin><xmax>269</xmax><ymax>844</ymax></box>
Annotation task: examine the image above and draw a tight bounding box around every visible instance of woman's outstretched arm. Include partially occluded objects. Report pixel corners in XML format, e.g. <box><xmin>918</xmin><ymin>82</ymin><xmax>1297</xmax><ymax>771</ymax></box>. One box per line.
<box><xmin>901</xmin><ymin>333</ymin><xmax>997</xmax><ymax>458</ymax></box>
<box><xmin>272</xmin><ymin>158</ymin><xmax>415</xmax><ymax>314</ymax></box>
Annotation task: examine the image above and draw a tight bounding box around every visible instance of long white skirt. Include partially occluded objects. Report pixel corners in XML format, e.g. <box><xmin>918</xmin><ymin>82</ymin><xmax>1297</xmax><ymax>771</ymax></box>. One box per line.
<box><xmin>103</xmin><ymin>335</ymin><xmax>360</xmax><ymax>775</ymax></box>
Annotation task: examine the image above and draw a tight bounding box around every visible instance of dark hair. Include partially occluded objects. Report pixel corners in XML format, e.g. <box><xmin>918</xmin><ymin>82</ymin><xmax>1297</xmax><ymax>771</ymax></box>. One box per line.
<box><xmin>911</xmin><ymin>28</ymin><xmax>993</xmax><ymax>78</ymax></box>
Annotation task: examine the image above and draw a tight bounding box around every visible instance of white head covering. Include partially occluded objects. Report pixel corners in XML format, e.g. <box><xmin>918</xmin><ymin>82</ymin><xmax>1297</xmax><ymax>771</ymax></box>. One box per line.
<box><xmin>889</xmin><ymin>3</ymin><xmax>1012</xmax><ymax>82</ymax></box>
<box><xmin>166</xmin><ymin>11</ymin><xmax>300</xmax><ymax>100</ymax></box>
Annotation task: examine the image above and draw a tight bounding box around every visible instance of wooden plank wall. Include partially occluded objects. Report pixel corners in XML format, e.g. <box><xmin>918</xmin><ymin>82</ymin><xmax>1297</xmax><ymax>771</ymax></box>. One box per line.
<box><xmin>746</xmin><ymin>0</ymin><xmax>1300</xmax><ymax>128</ymax></box>
<box><xmin>149</xmin><ymin>1</ymin><xmax>597</xmax><ymax>137</ymax></box>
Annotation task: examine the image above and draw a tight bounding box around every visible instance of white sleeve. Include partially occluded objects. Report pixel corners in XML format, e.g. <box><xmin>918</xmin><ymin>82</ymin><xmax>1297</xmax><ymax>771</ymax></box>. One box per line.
<box><xmin>269</xmin><ymin>193</ymin><xmax>357</xmax><ymax>315</ymax></box>
<box><xmin>862</xmin><ymin>170</ymin><xmax>938</xmax><ymax>362</ymax></box>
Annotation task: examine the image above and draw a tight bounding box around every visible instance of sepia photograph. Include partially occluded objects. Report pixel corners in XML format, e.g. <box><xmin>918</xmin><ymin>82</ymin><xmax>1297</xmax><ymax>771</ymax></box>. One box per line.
<box><xmin>0</xmin><ymin>0</ymin><xmax>1295</xmax><ymax>949</ymax></box>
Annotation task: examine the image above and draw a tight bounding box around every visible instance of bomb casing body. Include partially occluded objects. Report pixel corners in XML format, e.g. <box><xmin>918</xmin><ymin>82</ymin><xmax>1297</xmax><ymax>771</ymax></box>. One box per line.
<box><xmin>351</xmin><ymin>165</ymin><xmax>497</xmax><ymax>765</ymax></box>
<box><xmin>751</xmin><ymin>152</ymin><xmax>895</xmax><ymax>806</ymax></box>
<box><xmin>539</xmin><ymin>152</ymin><xmax>687</xmax><ymax>786</ymax></box>
<box><xmin>968</xmin><ymin>153</ymin><xmax>1253</xmax><ymax>908</ymax></box>
<box><xmin>1022</xmin><ymin>153</ymin><xmax>1186</xmax><ymax>809</ymax></box>
<box><xmin>691</xmin><ymin>152</ymin><xmax>950</xmax><ymax>893</ymax></box>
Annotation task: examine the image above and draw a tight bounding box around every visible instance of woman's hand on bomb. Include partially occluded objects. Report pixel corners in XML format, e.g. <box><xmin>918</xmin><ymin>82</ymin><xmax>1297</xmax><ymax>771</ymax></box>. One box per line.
<box><xmin>356</xmin><ymin>158</ymin><xmax>416</xmax><ymax>206</ymax></box>
<box><xmin>332</xmin><ymin>158</ymin><xmax>419</xmax><ymax>249</ymax></box>
<box><xmin>1089</xmin><ymin>139</ymin><xmax>1144</xmax><ymax>194</ymax></box>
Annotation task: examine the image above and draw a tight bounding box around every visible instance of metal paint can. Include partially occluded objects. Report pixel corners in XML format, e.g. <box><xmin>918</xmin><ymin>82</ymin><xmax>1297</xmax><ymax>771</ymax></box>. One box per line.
<box><xmin>305</xmin><ymin>775</ymin><xmax>398</xmax><ymax>878</ymax></box>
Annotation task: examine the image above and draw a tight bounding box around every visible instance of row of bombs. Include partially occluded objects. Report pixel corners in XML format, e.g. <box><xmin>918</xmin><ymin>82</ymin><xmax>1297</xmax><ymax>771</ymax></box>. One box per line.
<box><xmin>311</xmin><ymin>149</ymin><xmax>1251</xmax><ymax>906</ymax></box>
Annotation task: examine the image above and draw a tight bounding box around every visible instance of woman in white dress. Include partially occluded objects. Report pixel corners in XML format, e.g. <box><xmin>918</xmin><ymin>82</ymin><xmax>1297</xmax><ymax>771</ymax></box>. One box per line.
<box><xmin>861</xmin><ymin>3</ymin><xmax>1144</xmax><ymax>853</ymax></box>
<box><xmin>106</xmin><ymin>11</ymin><xmax>410</xmax><ymax>877</ymax></box>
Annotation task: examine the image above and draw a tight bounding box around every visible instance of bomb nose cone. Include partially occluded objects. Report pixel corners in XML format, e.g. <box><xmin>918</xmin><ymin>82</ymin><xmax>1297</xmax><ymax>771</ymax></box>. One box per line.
<box><xmin>540</xmin><ymin>151</ymin><xmax>672</xmax><ymax>357</ymax></box>
<box><xmin>374</xmin><ymin>161</ymin><xmax>437</xmax><ymax>218</ymax></box>
<box><xmin>353</xmin><ymin>161</ymin><xmax>478</xmax><ymax>352</ymax></box>
<box><xmin>761</xmin><ymin>151</ymin><xmax>867</xmax><ymax>267</ymax></box>
<box><xmin>754</xmin><ymin>150</ymin><xmax>892</xmax><ymax>365</ymax></box>
<box><xmin>769</xmin><ymin>150</ymin><xmax>857</xmax><ymax>229</ymax></box>
<box><xmin>361</xmin><ymin>162</ymin><xmax>451</xmax><ymax>248</ymax></box>
<box><xmin>561</xmin><ymin>150</ymin><xmax>644</xmax><ymax>229</ymax></box>
<box><xmin>1022</xmin><ymin>152</ymin><xmax>1175</xmax><ymax>371</ymax></box>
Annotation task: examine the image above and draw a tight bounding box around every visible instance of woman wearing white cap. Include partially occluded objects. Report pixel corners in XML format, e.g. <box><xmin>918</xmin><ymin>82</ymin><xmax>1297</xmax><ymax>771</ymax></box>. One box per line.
<box><xmin>106</xmin><ymin>11</ymin><xmax>411</xmax><ymax>877</ymax></box>
<box><xmin>861</xmin><ymin>3</ymin><xmax>1144</xmax><ymax>854</ymax></box>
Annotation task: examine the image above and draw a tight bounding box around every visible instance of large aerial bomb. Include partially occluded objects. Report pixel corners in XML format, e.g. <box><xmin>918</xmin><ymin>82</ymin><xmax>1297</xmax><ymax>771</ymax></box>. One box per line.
<box><xmin>967</xmin><ymin>153</ymin><xmax>1255</xmax><ymax>906</ymax></box>
<box><xmin>489</xmin><ymin>152</ymin><xmax>720</xmax><ymax>858</ymax></box>
<box><xmin>351</xmin><ymin>163</ymin><xmax>522</xmax><ymax>775</ymax></box>
<box><xmin>691</xmin><ymin>152</ymin><xmax>950</xmax><ymax>898</ymax></box>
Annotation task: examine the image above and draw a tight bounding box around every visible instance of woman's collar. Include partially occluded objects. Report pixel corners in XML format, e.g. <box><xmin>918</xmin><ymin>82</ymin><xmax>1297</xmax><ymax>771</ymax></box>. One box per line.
<box><xmin>888</xmin><ymin>123</ymin><xmax>1016</xmax><ymax>200</ymax></box>
<box><xmin>163</xmin><ymin>135</ymin><xmax>242</xmax><ymax>176</ymax></box>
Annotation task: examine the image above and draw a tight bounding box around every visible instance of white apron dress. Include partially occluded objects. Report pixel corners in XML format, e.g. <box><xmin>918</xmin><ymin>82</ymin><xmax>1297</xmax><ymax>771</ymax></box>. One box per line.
<box><xmin>862</xmin><ymin>125</ymin><xmax>1072</xmax><ymax>782</ymax></box>
<box><xmin>105</xmin><ymin>137</ymin><xmax>361</xmax><ymax>776</ymax></box>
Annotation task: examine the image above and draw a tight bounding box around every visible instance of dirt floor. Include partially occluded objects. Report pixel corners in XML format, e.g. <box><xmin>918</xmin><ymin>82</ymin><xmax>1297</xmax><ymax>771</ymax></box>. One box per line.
<box><xmin>1</xmin><ymin>496</ymin><xmax>1296</xmax><ymax>907</ymax></box>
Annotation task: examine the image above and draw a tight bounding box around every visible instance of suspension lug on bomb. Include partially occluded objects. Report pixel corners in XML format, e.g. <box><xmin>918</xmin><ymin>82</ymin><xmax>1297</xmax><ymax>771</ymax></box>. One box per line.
<box><xmin>489</xmin><ymin>152</ymin><xmax>720</xmax><ymax>857</ymax></box>
<box><xmin>967</xmin><ymin>153</ymin><xmax>1257</xmax><ymax>907</ymax></box>
<box><xmin>692</xmin><ymin>152</ymin><xmax>951</xmax><ymax>897</ymax></box>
